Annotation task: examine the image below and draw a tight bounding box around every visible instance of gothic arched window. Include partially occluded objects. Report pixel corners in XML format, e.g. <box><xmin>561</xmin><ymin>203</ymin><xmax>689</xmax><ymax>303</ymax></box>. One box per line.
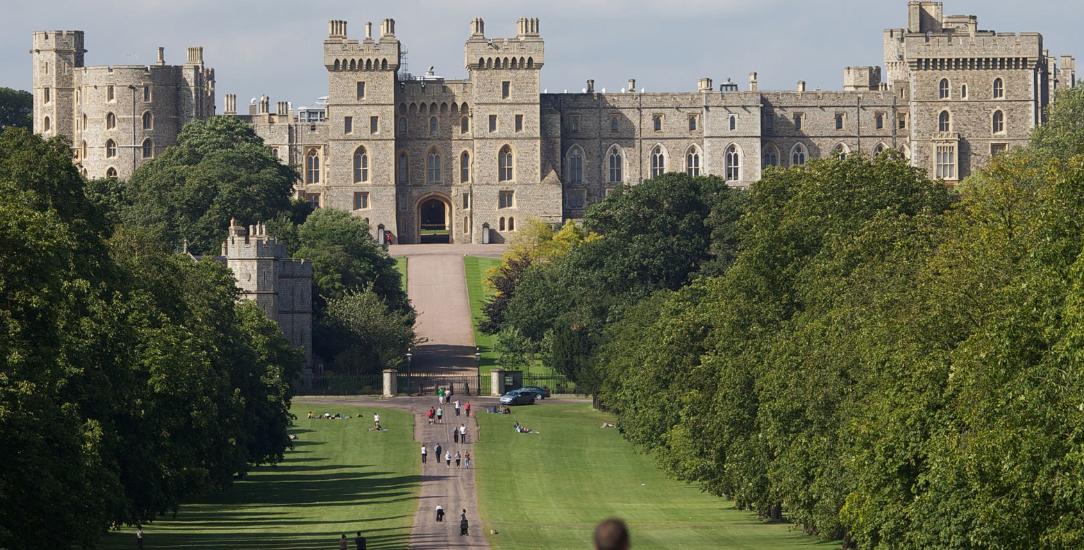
<box><xmin>427</xmin><ymin>151</ymin><xmax>442</xmax><ymax>183</ymax></box>
<box><xmin>142</xmin><ymin>138</ymin><xmax>153</xmax><ymax>159</ymax></box>
<box><xmin>498</xmin><ymin>145</ymin><xmax>514</xmax><ymax>182</ymax></box>
<box><xmin>939</xmin><ymin>78</ymin><xmax>950</xmax><ymax>99</ymax></box>
<box><xmin>306</xmin><ymin>150</ymin><xmax>321</xmax><ymax>184</ymax></box>
<box><xmin>686</xmin><ymin>146</ymin><xmax>701</xmax><ymax>176</ymax></box>
<box><xmin>650</xmin><ymin>146</ymin><xmax>666</xmax><ymax>178</ymax></box>
<box><xmin>567</xmin><ymin>147</ymin><xmax>584</xmax><ymax>184</ymax></box>
<box><xmin>461</xmin><ymin>151</ymin><xmax>471</xmax><ymax>183</ymax></box>
<box><xmin>607</xmin><ymin>146</ymin><xmax>623</xmax><ymax>183</ymax></box>
<box><xmin>353</xmin><ymin>147</ymin><xmax>369</xmax><ymax>182</ymax></box>
<box><xmin>724</xmin><ymin>145</ymin><xmax>741</xmax><ymax>181</ymax></box>
<box><xmin>791</xmin><ymin>143</ymin><xmax>808</xmax><ymax>167</ymax></box>
<box><xmin>939</xmin><ymin>110</ymin><xmax>951</xmax><ymax>132</ymax></box>
<box><xmin>992</xmin><ymin>110</ymin><xmax>1005</xmax><ymax>134</ymax></box>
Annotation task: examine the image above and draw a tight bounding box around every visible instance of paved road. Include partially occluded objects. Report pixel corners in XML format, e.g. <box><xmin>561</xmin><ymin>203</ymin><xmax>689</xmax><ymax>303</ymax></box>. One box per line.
<box><xmin>406</xmin><ymin>253</ymin><xmax>478</xmax><ymax>372</ymax></box>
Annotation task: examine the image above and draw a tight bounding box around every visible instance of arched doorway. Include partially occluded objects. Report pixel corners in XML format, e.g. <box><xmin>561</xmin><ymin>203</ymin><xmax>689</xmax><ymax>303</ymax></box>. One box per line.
<box><xmin>418</xmin><ymin>196</ymin><xmax>451</xmax><ymax>244</ymax></box>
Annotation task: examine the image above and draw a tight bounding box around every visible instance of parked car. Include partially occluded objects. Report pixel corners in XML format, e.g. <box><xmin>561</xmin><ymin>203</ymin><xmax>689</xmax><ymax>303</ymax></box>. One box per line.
<box><xmin>519</xmin><ymin>386</ymin><xmax>551</xmax><ymax>399</ymax></box>
<box><xmin>499</xmin><ymin>389</ymin><xmax>536</xmax><ymax>406</ymax></box>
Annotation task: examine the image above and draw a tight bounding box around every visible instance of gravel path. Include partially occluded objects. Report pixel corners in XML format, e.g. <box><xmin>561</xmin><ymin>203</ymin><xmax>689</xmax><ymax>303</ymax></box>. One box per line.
<box><xmin>407</xmin><ymin>253</ymin><xmax>478</xmax><ymax>373</ymax></box>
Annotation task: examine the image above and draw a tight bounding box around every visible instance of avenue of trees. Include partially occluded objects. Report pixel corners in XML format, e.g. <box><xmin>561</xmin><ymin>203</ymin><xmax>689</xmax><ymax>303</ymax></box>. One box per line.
<box><xmin>2</xmin><ymin>115</ymin><xmax>409</xmax><ymax>544</ymax></box>
<box><xmin>486</xmin><ymin>88</ymin><xmax>1084</xmax><ymax>547</ymax></box>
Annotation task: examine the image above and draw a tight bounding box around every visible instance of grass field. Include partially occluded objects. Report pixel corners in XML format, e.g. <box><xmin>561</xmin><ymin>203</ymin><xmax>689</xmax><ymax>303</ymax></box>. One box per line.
<box><xmin>395</xmin><ymin>256</ymin><xmax>408</xmax><ymax>290</ymax></box>
<box><xmin>475</xmin><ymin>403</ymin><xmax>835</xmax><ymax>550</ymax></box>
<box><xmin>463</xmin><ymin>256</ymin><xmax>500</xmax><ymax>373</ymax></box>
<box><xmin>101</xmin><ymin>405</ymin><xmax>419</xmax><ymax>550</ymax></box>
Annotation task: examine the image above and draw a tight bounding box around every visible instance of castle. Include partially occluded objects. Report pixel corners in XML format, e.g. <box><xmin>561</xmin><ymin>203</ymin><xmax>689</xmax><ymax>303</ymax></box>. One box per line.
<box><xmin>33</xmin><ymin>2</ymin><xmax>1076</xmax><ymax>245</ymax></box>
<box><xmin>216</xmin><ymin>219</ymin><xmax>314</xmax><ymax>373</ymax></box>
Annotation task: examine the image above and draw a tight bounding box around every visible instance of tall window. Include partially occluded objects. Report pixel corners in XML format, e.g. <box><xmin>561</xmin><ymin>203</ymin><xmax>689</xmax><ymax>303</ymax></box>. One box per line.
<box><xmin>489</xmin><ymin>115</ymin><xmax>497</xmax><ymax>132</ymax></box>
<box><xmin>729</xmin><ymin>115</ymin><xmax>737</xmax><ymax>131</ymax></box>
<box><xmin>498</xmin><ymin>145</ymin><xmax>514</xmax><ymax>182</ymax></box>
<box><xmin>793</xmin><ymin>113</ymin><xmax>803</xmax><ymax>131</ymax></box>
<box><xmin>43</xmin><ymin>116</ymin><xmax>51</xmax><ymax>132</ymax></box>
<box><xmin>791</xmin><ymin>143</ymin><xmax>807</xmax><ymax>167</ymax></box>
<box><xmin>499</xmin><ymin>190</ymin><xmax>514</xmax><ymax>209</ymax></box>
<box><xmin>107</xmin><ymin>85</ymin><xmax>115</xmax><ymax>102</ymax></box>
<box><xmin>763</xmin><ymin>146</ymin><xmax>779</xmax><ymax>168</ymax></box>
<box><xmin>398</xmin><ymin>117</ymin><xmax>407</xmax><ymax>134</ymax></box>
<box><xmin>460</xmin><ymin>151</ymin><xmax>471</xmax><ymax>183</ymax></box>
<box><xmin>427</xmin><ymin>151</ymin><xmax>442</xmax><ymax>183</ymax></box>
<box><xmin>686</xmin><ymin>147</ymin><xmax>701</xmax><ymax>176</ymax></box>
<box><xmin>515</xmin><ymin>114</ymin><xmax>524</xmax><ymax>132</ymax></box>
<box><xmin>141</xmin><ymin>138</ymin><xmax>153</xmax><ymax>159</ymax></box>
<box><xmin>106</xmin><ymin>112</ymin><xmax>116</xmax><ymax>130</ymax></box>
<box><xmin>961</xmin><ymin>84</ymin><xmax>968</xmax><ymax>99</ymax></box>
<box><xmin>344</xmin><ymin>116</ymin><xmax>353</xmax><ymax>134</ymax></box>
<box><xmin>462</xmin><ymin>193</ymin><xmax>471</xmax><ymax>210</ymax></box>
<box><xmin>353</xmin><ymin>147</ymin><xmax>369</xmax><ymax>182</ymax></box>
<box><xmin>688</xmin><ymin>115</ymin><xmax>698</xmax><ymax>131</ymax></box>
<box><xmin>835</xmin><ymin>113</ymin><xmax>845</xmax><ymax>130</ymax></box>
<box><xmin>370</xmin><ymin>116</ymin><xmax>379</xmax><ymax>134</ymax></box>
<box><xmin>650</xmin><ymin>146</ymin><xmax>666</xmax><ymax>178</ymax></box>
<box><xmin>936</xmin><ymin>144</ymin><xmax>956</xmax><ymax>179</ymax></box>
<box><xmin>653</xmin><ymin>115</ymin><xmax>663</xmax><ymax>132</ymax></box>
<box><xmin>353</xmin><ymin>191</ymin><xmax>369</xmax><ymax>210</ymax></box>
<box><xmin>398</xmin><ymin>152</ymin><xmax>408</xmax><ymax>184</ymax></box>
<box><xmin>502</xmin><ymin>81</ymin><xmax>510</xmax><ymax>99</ymax></box>
<box><xmin>834</xmin><ymin>144</ymin><xmax>848</xmax><ymax>160</ymax></box>
<box><xmin>356</xmin><ymin>81</ymin><xmax>366</xmax><ymax>100</ymax></box>
<box><xmin>142</xmin><ymin>112</ymin><xmax>153</xmax><ymax>130</ymax></box>
<box><xmin>875</xmin><ymin>113</ymin><xmax>885</xmax><ymax>130</ymax></box>
<box><xmin>429</xmin><ymin>117</ymin><xmax>438</xmax><ymax>136</ymax></box>
<box><xmin>608</xmin><ymin>146</ymin><xmax>623</xmax><ymax>183</ymax></box>
<box><xmin>992</xmin><ymin>110</ymin><xmax>1005</xmax><ymax>134</ymax></box>
<box><xmin>461</xmin><ymin>116</ymin><xmax>470</xmax><ymax>134</ymax></box>
<box><xmin>143</xmin><ymin>85</ymin><xmax>151</xmax><ymax>102</ymax></box>
<box><xmin>939</xmin><ymin>78</ymin><xmax>950</xmax><ymax>99</ymax></box>
<box><xmin>43</xmin><ymin>87</ymin><xmax>51</xmax><ymax>104</ymax></box>
<box><xmin>568</xmin><ymin>147</ymin><xmax>584</xmax><ymax>184</ymax></box>
<box><xmin>938</xmin><ymin>110</ymin><xmax>951</xmax><ymax>132</ymax></box>
<box><xmin>724</xmin><ymin>145</ymin><xmax>740</xmax><ymax>181</ymax></box>
<box><xmin>610</xmin><ymin>115</ymin><xmax>620</xmax><ymax>133</ymax></box>
<box><xmin>993</xmin><ymin>78</ymin><xmax>1005</xmax><ymax>99</ymax></box>
<box><xmin>105</xmin><ymin>139</ymin><xmax>117</xmax><ymax>158</ymax></box>
<box><xmin>306</xmin><ymin>150</ymin><xmax>320</xmax><ymax>183</ymax></box>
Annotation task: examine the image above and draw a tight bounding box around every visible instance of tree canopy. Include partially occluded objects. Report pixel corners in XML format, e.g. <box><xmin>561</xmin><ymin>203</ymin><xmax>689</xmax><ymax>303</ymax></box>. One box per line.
<box><xmin>0</xmin><ymin>88</ymin><xmax>32</xmax><ymax>130</ymax></box>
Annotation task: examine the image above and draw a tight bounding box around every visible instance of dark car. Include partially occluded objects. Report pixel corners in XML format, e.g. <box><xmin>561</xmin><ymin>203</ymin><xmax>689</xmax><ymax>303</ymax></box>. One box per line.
<box><xmin>499</xmin><ymin>389</ymin><xmax>536</xmax><ymax>406</ymax></box>
<box><xmin>519</xmin><ymin>386</ymin><xmax>551</xmax><ymax>400</ymax></box>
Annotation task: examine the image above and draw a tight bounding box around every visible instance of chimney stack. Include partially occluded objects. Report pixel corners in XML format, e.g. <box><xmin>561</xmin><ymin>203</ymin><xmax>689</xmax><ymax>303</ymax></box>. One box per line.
<box><xmin>224</xmin><ymin>93</ymin><xmax>237</xmax><ymax>115</ymax></box>
<box><xmin>471</xmin><ymin>17</ymin><xmax>485</xmax><ymax>38</ymax></box>
<box><xmin>156</xmin><ymin>47</ymin><xmax>165</xmax><ymax>65</ymax></box>
<box><xmin>186</xmin><ymin>46</ymin><xmax>204</xmax><ymax>65</ymax></box>
<box><xmin>365</xmin><ymin>21</ymin><xmax>373</xmax><ymax>41</ymax></box>
<box><xmin>627</xmin><ymin>79</ymin><xmax>637</xmax><ymax>93</ymax></box>
<box><xmin>797</xmin><ymin>80</ymin><xmax>807</xmax><ymax>93</ymax></box>
<box><xmin>586</xmin><ymin>79</ymin><xmax>595</xmax><ymax>93</ymax></box>
<box><xmin>698</xmin><ymin>77</ymin><xmax>713</xmax><ymax>92</ymax></box>
<box><xmin>749</xmin><ymin>72</ymin><xmax>758</xmax><ymax>92</ymax></box>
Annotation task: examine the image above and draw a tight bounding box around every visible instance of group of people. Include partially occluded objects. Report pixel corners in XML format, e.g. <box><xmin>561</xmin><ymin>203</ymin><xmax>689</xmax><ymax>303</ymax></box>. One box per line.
<box><xmin>426</xmin><ymin>399</ymin><xmax>471</xmax><ymax>424</ymax></box>
<box><xmin>421</xmin><ymin>442</ymin><xmax>472</xmax><ymax>469</ymax></box>
<box><xmin>435</xmin><ymin>506</ymin><xmax>471</xmax><ymax>536</ymax></box>
<box><xmin>338</xmin><ymin>531</ymin><xmax>367</xmax><ymax>550</ymax></box>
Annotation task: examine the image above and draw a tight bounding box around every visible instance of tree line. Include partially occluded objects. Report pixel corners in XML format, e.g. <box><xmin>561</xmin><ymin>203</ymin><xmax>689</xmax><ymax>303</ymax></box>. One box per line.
<box><xmin>1</xmin><ymin>115</ymin><xmax>411</xmax><ymax>545</ymax></box>
<box><xmin>485</xmin><ymin>88</ymin><xmax>1084</xmax><ymax>548</ymax></box>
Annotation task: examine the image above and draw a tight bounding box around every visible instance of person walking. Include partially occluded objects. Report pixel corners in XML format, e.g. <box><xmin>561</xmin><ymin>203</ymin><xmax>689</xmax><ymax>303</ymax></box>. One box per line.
<box><xmin>436</xmin><ymin>406</ymin><xmax>443</xmax><ymax>424</ymax></box>
<box><xmin>427</xmin><ymin>407</ymin><xmax>434</xmax><ymax>424</ymax></box>
<box><xmin>136</xmin><ymin>525</ymin><xmax>144</xmax><ymax>550</ymax></box>
<box><xmin>460</xmin><ymin>509</ymin><xmax>469</xmax><ymax>536</ymax></box>
<box><xmin>339</xmin><ymin>533</ymin><xmax>348</xmax><ymax>550</ymax></box>
<box><xmin>459</xmin><ymin>424</ymin><xmax>467</xmax><ymax>444</ymax></box>
<box><xmin>465</xmin><ymin>452</ymin><xmax>472</xmax><ymax>468</ymax></box>
<box><xmin>454</xmin><ymin>399</ymin><xmax>461</xmax><ymax>417</ymax></box>
<box><xmin>421</xmin><ymin>444</ymin><xmax>428</xmax><ymax>464</ymax></box>
<box><xmin>437</xmin><ymin>386</ymin><xmax>445</xmax><ymax>404</ymax></box>
<box><xmin>354</xmin><ymin>531</ymin><xmax>367</xmax><ymax>550</ymax></box>
<box><xmin>435</xmin><ymin>444</ymin><xmax>442</xmax><ymax>464</ymax></box>
<box><xmin>453</xmin><ymin>426</ymin><xmax>460</xmax><ymax>444</ymax></box>
<box><xmin>436</xmin><ymin>505</ymin><xmax>445</xmax><ymax>522</ymax></box>
<box><xmin>465</xmin><ymin>401</ymin><xmax>471</xmax><ymax>417</ymax></box>
<box><xmin>445</xmin><ymin>450</ymin><xmax>451</xmax><ymax>468</ymax></box>
<box><xmin>455</xmin><ymin>450</ymin><xmax>462</xmax><ymax>467</ymax></box>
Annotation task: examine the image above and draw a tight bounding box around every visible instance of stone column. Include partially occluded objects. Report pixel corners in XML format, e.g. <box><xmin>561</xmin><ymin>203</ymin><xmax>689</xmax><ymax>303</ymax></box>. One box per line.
<box><xmin>490</xmin><ymin>369</ymin><xmax>505</xmax><ymax>397</ymax></box>
<box><xmin>382</xmin><ymin>369</ymin><xmax>398</xmax><ymax>397</ymax></box>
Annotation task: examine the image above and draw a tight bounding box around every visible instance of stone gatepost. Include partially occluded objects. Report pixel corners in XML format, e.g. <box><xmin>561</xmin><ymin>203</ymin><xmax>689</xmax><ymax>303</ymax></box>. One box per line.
<box><xmin>490</xmin><ymin>368</ymin><xmax>505</xmax><ymax>397</ymax></box>
<box><xmin>382</xmin><ymin>369</ymin><xmax>398</xmax><ymax>397</ymax></box>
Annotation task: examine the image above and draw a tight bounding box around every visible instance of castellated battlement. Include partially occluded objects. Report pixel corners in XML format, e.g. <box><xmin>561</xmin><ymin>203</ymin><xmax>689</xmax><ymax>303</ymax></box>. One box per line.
<box><xmin>464</xmin><ymin>17</ymin><xmax>544</xmax><ymax>70</ymax></box>
<box><xmin>324</xmin><ymin>18</ymin><xmax>401</xmax><ymax>71</ymax></box>
<box><xmin>31</xmin><ymin>30</ymin><xmax>85</xmax><ymax>58</ymax></box>
<box><xmin>222</xmin><ymin>219</ymin><xmax>290</xmax><ymax>260</ymax></box>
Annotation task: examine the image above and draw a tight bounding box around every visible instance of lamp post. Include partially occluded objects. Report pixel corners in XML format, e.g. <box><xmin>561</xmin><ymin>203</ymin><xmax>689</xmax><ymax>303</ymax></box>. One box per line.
<box><xmin>405</xmin><ymin>352</ymin><xmax>412</xmax><ymax>370</ymax></box>
<box><xmin>475</xmin><ymin>348</ymin><xmax>481</xmax><ymax>397</ymax></box>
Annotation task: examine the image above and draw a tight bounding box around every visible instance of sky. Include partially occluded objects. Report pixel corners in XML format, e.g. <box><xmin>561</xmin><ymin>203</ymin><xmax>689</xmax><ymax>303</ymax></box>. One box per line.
<box><xmin>5</xmin><ymin>0</ymin><xmax>1081</xmax><ymax>108</ymax></box>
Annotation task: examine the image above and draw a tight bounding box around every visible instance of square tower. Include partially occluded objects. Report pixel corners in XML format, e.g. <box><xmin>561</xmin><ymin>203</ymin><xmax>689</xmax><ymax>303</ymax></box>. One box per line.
<box><xmin>31</xmin><ymin>31</ymin><xmax>85</xmax><ymax>140</ymax></box>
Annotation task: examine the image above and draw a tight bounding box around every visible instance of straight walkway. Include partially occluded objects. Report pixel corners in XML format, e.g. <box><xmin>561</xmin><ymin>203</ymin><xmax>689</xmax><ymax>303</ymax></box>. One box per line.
<box><xmin>406</xmin><ymin>253</ymin><xmax>477</xmax><ymax>372</ymax></box>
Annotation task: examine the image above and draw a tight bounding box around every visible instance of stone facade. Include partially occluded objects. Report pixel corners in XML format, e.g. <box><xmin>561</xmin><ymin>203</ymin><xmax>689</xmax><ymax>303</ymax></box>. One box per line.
<box><xmin>35</xmin><ymin>2</ymin><xmax>1076</xmax><ymax>243</ymax></box>
<box><xmin>30</xmin><ymin>31</ymin><xmax>215</xmax><ymax>180</ymax></box>
<box><xmin>217</xmin><ymin>219</ymin><xmax>313</xmax><ymax>371</ymax></box>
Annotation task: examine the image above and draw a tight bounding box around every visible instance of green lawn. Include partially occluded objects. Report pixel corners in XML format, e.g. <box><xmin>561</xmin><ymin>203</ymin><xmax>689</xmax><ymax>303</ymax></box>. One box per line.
<box><xmin>101</xmin><ymin>405</ymin><xmax>419</xmax><ymax>549</ymax></box>
<box><xmin>475</xmin><ymin>403</ymin><xmax>835</xmax><ymax>550</ymax></box>
<box><xmin>395</xmin><ymin>256</ymin><xmax>408</xmax><ymax>290</ymax></box>
<box><xmin>463</xmin><ymin>256</ymin><xmax>500</xmax><ymax>373</ymax></box>
<box><xmin>463</xmin><ymin>256</ymin><xmax>561</xmax><ymax>380</ymax></box>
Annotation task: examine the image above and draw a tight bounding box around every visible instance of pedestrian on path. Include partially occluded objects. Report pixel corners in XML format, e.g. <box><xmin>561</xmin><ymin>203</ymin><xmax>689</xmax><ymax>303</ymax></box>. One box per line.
<box><xmin>438</xmin><ymin>386</ymin><xmax>445</xmax><ymax>404</ymax></box>
<box><xmin>465</xmin><ymin>401</ymin><xmax>471</xmax><ymax>417</ymax></box>
<box><xmin>136</xmin><ymin>525</ymin><xmax>144</xmax><ymax>550</ymax></box>
<box><xmin>454</xmin><ymin>399</ymin><xmax>461</xmax><ymax>416</ymax></box>
<box><xmin>436</xmin><ymin>505</ymin><xmax>445</xmax><ymax>522</ymax></box>
<box><xmin>435</xmin><ymin>444</ymin><xmax>442</xmax><ymax>462</ymax></box>
<box><xmin>339</xmin><ymin>533</ymin><xmax>348</xmax><ymax>550</ymax></box>
<box><xmin>421</xmin><ymin>444</ymin><xmax>427</xmax><ymax>464</ymax></box>
<box><xmin>460</xmin><ymin>510</ymin><xmax>469</xmax><ymax>536</ymax></box>
<box><xmin>465</xmin><ymin>452</ymin><xmax>472</xmax><ymax>468</ymax></box>
<box><xmin>455</xmin><ymin>450</ymin><xmax>462</xmax><ymax>467</ymax></box>
<box><xmin>459</xmin><ymin>424</ymin><xmax>467</xmax><ymax>444</ymax></box>
<box><xmin>448</xmin><ymin>385</ymin><xmax>454</xmax><ymax>401</ymax></box>
<box><xmin>436</xmin><ymin>407</ymin><xmax>443</xmax><ymax>423</ymax></box>
<box><xmin>445</xmin><ymin>450</ymin><xmax>452</xmax><ymax>468</ymax></box>
<box><xmin>453</xmin><ymin>427</ymin><xmax>460</xmax><ymax>444</ymax></box>
<box><xmin>354</xmin><ymin>531</ymin><xmax>367</xmax><ymax>550</ymax></box>
<box><xmin>427</xmin><ymin>407</ymin><xmax>435</xmax><ymax>424</ymax></box>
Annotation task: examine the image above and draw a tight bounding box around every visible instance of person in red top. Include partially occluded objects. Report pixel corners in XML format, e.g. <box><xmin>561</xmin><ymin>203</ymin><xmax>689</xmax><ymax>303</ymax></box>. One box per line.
<box><xmin>427</xmin><ymin>407</ymin><xmax>435</xmax><ymax>424</ymax></box>
<box><xmin>464</xmin><ymin>401</ymin><xmax>471</xmax><ymax>417</ymax></box>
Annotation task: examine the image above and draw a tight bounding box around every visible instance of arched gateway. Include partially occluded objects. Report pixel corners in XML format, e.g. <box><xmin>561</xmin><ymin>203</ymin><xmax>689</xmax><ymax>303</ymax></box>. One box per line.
<box><xmin>417</xmin><ymin>195</ymin><xmax>452</xmax><ymax>244</ymax></box>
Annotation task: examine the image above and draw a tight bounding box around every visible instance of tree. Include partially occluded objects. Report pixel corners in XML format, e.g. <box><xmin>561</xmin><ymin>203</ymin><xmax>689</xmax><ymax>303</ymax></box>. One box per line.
<box><xmin>123</xmin><ymin>116</ymin><xmax>296</xmax><ymax>254</ymax></box>
<box><xmin>495</xmin><ymin>327</ymin><xmax>533</xmax><ymax>373</ymax></box>
<box><xmin>324</xmin><ymin>290</ymin><xmax>417</xmax><ymax>375</ymax></box>
<box><xmin>0</xmin><ymin>88</ymin><xmax>32</xmax><ymax>130</ymax></box>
